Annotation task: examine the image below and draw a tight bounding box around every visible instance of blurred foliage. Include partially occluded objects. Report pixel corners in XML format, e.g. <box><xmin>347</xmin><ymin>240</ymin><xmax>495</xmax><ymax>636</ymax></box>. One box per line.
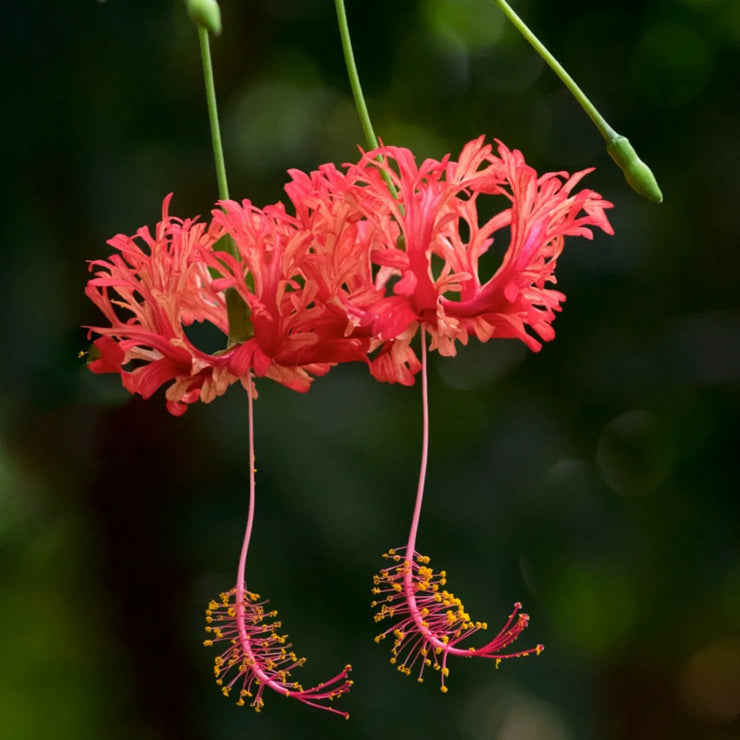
<box><xmin>1</xmin><ymin>0</ymin><xmax>739</xmax><ymax>738</ymax></box>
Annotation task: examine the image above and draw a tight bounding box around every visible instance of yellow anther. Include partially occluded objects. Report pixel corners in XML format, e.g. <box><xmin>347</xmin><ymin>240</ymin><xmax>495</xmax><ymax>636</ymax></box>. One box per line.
<box><xmin>440</xmin><ymin>685</ymin><xmax>448</xmax><ymax>694</ymax></box>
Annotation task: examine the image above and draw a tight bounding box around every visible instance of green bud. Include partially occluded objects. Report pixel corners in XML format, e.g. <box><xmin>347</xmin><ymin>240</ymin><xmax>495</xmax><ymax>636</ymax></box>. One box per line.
<box><xmin>187</xmin><ymin>0</ymin><xmax>222</xmax><ymax>36</ymax></box>
<box><xmin>606</xmin><ymin>135</ymin><xmax>663</xmax><ymax>204</ymax></box>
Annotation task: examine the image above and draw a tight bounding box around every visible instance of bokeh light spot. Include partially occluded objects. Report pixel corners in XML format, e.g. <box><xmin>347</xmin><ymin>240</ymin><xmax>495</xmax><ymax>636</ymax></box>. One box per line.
<box><xmin>423</xmin><ymin>0</ymin><xmax>504</xmax><ymax>50</ymax></box>
<box><xmin>549</xmin><ymin>561</ymin><xmax>637</xmax><ymax>657</ymax></box>
<box><xmin>680</xmin><ymin>639</ymin><xmax>740</xmax><ymax>724</ymax></box>
<box><xmin>460</xmin><ymin>683</ymin><xmax>571</xmax><ymax>740</ymax></box>
<box><xmin>597</xmin><ymin>410</ymin><xmax>673</xmax><ymax>496</ymax></box>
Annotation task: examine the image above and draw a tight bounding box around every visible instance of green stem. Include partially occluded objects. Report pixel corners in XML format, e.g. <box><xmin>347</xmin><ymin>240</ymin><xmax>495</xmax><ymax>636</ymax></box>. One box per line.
<box><xmin>334</xmin><ymin>0</ymin><xmax>401</xmax><ymax>203</ymax></box>
<box><xmin>492</xmin><ymin>0</ymin><xmax>615</xmax><ymax>141</ymax></box>
<box><xmin>196</xmin><ymin>24</ymin><xmax>252</xmax><ymax>342</ymax></box>
<box><xmin>492</xmin><ymin>0</ymin><xmax>662</xmax><ymax>202</ymax></box>
<box><xmin>198</xmin><ymin>26</ymin><xmax>231</xmax><ymax>202</ymax></box>
<box><xmin>334</xmin><ymin>0</ymin><xmax>380</xmax><ymax>151</ymax></box>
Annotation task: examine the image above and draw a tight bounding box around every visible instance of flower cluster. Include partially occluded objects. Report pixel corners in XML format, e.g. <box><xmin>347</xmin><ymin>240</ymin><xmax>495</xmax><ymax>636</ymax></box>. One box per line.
<box><xmin>85</xmin><ymin>137</ymin><xmax>613</xmax><ymax>717</ymax></box>
<box><xmin>86</xmin><ymin>138</ymin><xmax>612</xmax><ymax>408</ymax></box>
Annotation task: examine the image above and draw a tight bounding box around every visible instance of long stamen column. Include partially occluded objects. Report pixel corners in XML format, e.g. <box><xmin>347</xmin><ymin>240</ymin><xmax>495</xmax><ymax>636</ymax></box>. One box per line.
<box><xmin>204</xmin><ymin>378</ymin><xmax>353</xmax><ymax>716</ymax></box>
<box><xmin>371</xmin><ymin>328</ymin><xmax>544</xmax><ymax>692</ymax></box>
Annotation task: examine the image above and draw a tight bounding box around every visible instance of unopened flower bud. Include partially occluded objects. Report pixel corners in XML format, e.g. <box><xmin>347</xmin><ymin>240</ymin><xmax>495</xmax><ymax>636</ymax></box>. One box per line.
<box><xmin>187</xmin><ymin>0</ymin><xmax>222</xmax><ymax>35</ymax></box>
<box><xmin>607</xmin><ymin>135</ymin><xmax>663</xmax><ymax>203</ymax></box>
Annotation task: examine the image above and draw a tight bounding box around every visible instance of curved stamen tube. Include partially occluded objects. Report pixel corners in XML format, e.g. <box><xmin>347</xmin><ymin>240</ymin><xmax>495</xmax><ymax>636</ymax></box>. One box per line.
<box><xmin>371</xmin><ymin>328</ymin><xmax>543</xmax><ymax>691</ymax></box>
<box><xmin>205</xmin><ymin>379</ymin><xmax>353</xmax><ymax>716</ymax></box>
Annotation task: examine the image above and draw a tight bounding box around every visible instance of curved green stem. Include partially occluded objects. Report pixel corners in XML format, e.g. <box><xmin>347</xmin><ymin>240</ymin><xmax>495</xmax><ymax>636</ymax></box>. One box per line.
<box><xmin>493</xmin><ymin>0</ymin><xmax>616</xmax><ymax>141</ymax></box>
<box><xmin>334</xmin><ymin>0</ymin><xmax>400</xmax><ymax>203</ymax></box>
<box><xmin>334</xmin><ymin>0</ymin><xmax>380</xmax><ymax>151</ymax></box>
<box><xmin>492</xmin><ymin>0</ymin><xmax>662</xmax><ymax>202</ymax></box>
<box><xmin>196</xmin><ymin>23</ymin><xmax>252</xmax><ymax>342</ymax></box>
<box><xmin>198</xmin><ymin>26</ymin><xmax>231</xmax><ymax>202</ymax></box>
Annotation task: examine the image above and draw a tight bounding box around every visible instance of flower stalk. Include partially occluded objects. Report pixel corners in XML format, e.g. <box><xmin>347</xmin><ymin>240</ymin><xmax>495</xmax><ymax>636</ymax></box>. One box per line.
<box><xmin>192</xmin><ymin>3</ymin><xmax>252</xmax><ymax>344</ymax></box>
<box><xmin>196</xmin><ymin>25</ymin><xmax>229</xmax><ymax>202</ymax></box>
<box><xmin>334</xmin><ymin>0</ymin><xmax>379</xmax><ymax>151</ymax></box>
<box><xmin>492</xmin><ymin>0</ymin><xmax>663</xmax><ymax>202</ymax></box>
<box><xmin>334</xmin><ymin>0</ymin><xmax>400</xmax><ymax>200</ymax></box>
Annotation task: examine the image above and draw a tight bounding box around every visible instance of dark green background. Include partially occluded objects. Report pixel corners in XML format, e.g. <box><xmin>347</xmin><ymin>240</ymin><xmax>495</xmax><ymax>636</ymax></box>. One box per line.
<box><xmin>2</xmin><ymin>0</ymin><xmax>739</xmax><ymax>738</ymax></box>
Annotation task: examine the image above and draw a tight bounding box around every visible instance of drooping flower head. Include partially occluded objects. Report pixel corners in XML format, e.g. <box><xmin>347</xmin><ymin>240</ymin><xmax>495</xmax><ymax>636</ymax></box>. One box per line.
<box><xmin>285</xmin><ymin>137</ymin><xmax>614</xmax><ymax>384</ymax></box>
<box><xmin>85</xmin><ymin>194</ymin><xmax>370</xmax><ymax>414</ymax></box>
